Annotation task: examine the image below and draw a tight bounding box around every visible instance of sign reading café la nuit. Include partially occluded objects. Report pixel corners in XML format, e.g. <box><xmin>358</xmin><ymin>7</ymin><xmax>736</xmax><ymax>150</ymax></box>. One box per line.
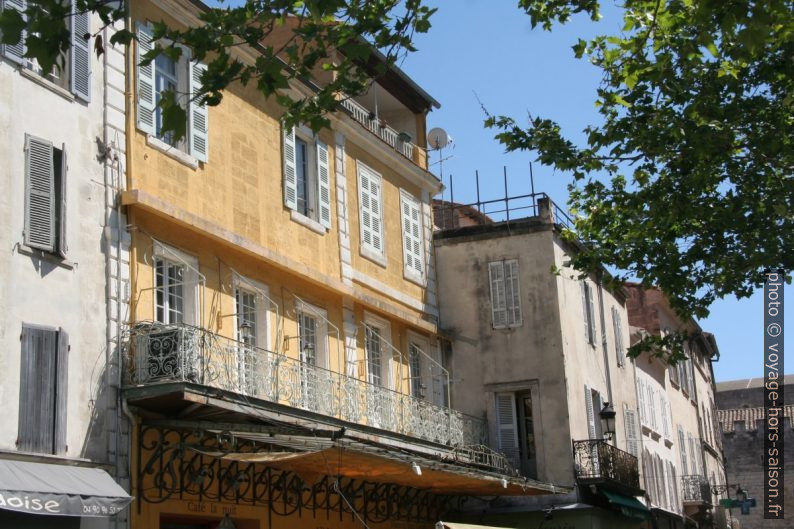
<box><xmin>0</xmin><ymin>491</ymin><xmax>126</xmax><ymax>517</ymax></box>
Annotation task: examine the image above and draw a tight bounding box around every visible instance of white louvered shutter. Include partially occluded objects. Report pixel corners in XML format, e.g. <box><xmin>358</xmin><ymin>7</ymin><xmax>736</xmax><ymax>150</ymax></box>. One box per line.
<box><xmin>316</xmin><ymin>138</ymin><xmax>331</xmax><ymax>228</ymax></box>
<box><xmin>660</xmin><ymin>394</ymin><xmax>669</xmax><ymax>437</ymax></box>
<box><xmin>688</xmin><ymin>434</ymin><xmax>699</xmax><ymax>475</ymax></box>
<box><xmin>678</xmin><ymin>426</ymin><xmax>688</xmax><ymax>474</ymax></box>
<box><xmin>581</xmin><ymin>282</ymin><xmax>590</xmax><ymax>342</ymax></box>
<box><xmin>496</xmin><ymin>393</ymin><xmax>519</xmax><ymax>465</ymax></box>
<box><xmin>58</xmin><ymin>143</ymin><xmax>67</xmax><ymax>258</ymax></box>
<box><xmin>24</xmin><ymin>135</ymin><xmax>55</xmax><ymax>252</ymax></box>
<box><xmin>624</xmin><ymin>408</ymin><xmax>639</xmax><ymax>456</ymax></box>
<box><xmin>612</xmin><ymin>307</ymin><xmax>625</xmax><ymax>366</ymax></box>
<box><xmin>135</xmin><ymin>23</ymin><xmax>156</xmax><ymax>135</ymax></box>
<box><xmin>648</xmin><ymin>385</ymin><xmax>657</xmax><ymax>430</ymax></box>
<box><xmin>584</xmin><ymin>384</ymin><xmax>596</xmax><ymax>439</ymax></box>
<box><xmin>359</xmin><ymin>165</ymin><xmax>383</xmax><ymax>254</ymax></box>
<box><xmin>70</xmin><ymin>0</ymin><xmax>90</xmax><ymax>102</ymax></box>
<box><xmin>282</xmin><ymin>125</ymin><xmax>297</xmax><ymax>210</ymax></box>
<box><xmin>488</xmin><ymin>261</ymin><xmax>507</xmax><ymax>328</ymax></box>
<box><xmin>401</xmin><ymin>193</ymin><xmax>424</xmax><ymax>280</ymax></box>
<box><xmin>504</xmin><ymin>259</ymin><xmax>522</xmax><ymax>326</ymax></box>
<box><xmin>587</xmin><ymin>283</ymin><xmax>596</xmax><ymax>343</ymax></box>
<box><xmin>1</xmin><ymin>0</ymin><xmax>26</xmax><ymax>64</ymax></box>
<box><xmin>189</xmin><ymin>60</ymin><xmax>209</xmax><ymax>162</ymax></box>
<box><xmin>669</xmin><ymin>461</ymin><xmax>679</xmax><ymax>510</ymax></box>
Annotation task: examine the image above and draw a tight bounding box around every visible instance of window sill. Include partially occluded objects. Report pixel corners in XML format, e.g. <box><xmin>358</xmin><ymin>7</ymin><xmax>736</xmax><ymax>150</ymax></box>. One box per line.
<box><xmin>15</xmin><ymin>243</ymin><xmax>76</xmax><ymax>270</ymax></box>
<box><xmin>18</xmin><ymin>67</ymin><xmax>76</xmax><ymax>102</ymax></box>
<box><xmin>360</xmin><ymin>245</ymin><xmax>387</xmax><ymax>268</ymax></box>
<box><xmin>146</xmin><ymin>134</ymin><xmax>199</xmax><ymax>169</ymax></box>
<box><xmin>403</xmin><ymin>270</ymin><xmax>426</xmax><ymax>287</ymax></box>
<box><xmin>664</xmin><ymin>437</ymin><xmax>674</xmax><ymax>448</ymax></box>
<box><xmin>290</xmin><ymin>210</ymin><xmax>327</xmax><ymax>235</ymax></box>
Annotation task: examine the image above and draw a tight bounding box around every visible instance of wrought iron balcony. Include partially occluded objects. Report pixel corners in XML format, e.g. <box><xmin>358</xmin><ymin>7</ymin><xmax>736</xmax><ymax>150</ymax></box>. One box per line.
<box><xmin>339</xmin><ymin>97</ymin><xmax>425</xmax><ymax>166</ymax></box>
<box><xmin>572</xmin><ymin>439</ymin><xmax>641</xmax><ymax>494</ymax></box>
<box><xmin>681</xmin><ymin>475</ymin><xmax>712</xmax><ymax>505</ymax></box>
<box><xmin>122</xmin><ymin>322</ymin><xmax>486</xmax><ymax>448</ymax></box>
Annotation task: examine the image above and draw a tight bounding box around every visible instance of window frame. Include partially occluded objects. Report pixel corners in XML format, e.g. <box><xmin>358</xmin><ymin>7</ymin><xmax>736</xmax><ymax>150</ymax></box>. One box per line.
<box><xmin>232</xmin><ymin>274</ymin><xmax>271</xmax><ymax>352</ymax></box>
<box><xmin>363</xmin><ymin>312</ymin><xmax>392</xmax><ymax>389</ymax></box>
<box><xmin>152</xmin><ymin>242</ymin><xmax>199</xmax><ymax>326</ymax></box>
<box><xmin>296</xmin><ymin>300</ymin><xmax>329</xmax><ymax>370</ymax></box>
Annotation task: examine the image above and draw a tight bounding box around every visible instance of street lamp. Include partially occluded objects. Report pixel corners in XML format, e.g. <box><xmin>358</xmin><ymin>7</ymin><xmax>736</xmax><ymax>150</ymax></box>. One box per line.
<box><xmin>599</xmin><ymin>402</ymin><xmax>616</xmax><ymax>441</ymax></box>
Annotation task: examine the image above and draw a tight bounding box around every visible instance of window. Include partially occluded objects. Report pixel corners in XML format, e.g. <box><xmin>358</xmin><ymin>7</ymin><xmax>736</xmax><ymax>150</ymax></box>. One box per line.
<box><xmin>136</xmin><ymin>22</ymin><xmax>208</xmax><ymax>161</ymax></box>
<box><xmin>611</xmin><ymin>306</ymin><xmax>625</xmax><ymax>366</ymax></box>
<box><xmin>235</xmin><ymin>289</ymin><xmax>258</xmax><ymax>347</ymax></box>
<box><xmin>488</xmin><ymin>259</ymin><xmax>521</xmax><ymax>328</ymax></box>
<box><xmin>23</xmin><ymin>134</ymin><xmax>67</xmax><ymax>256</ymax></box>
<box><xmin>408</xmin><ymin>342</ymin><xmax>423</xmax><ymax>398</ymax></box>
<box><xmin>677</xmin><ymin>426</ymin><xmax>688</xmax><ymax>474</ymax></box>
<box><xmin>357</xmin><ymin>162</ymin><xmax>385</xmax><ymax>260</ymax></box>
<box><xmin>152</xmin><ymin>243</ymin><xmax>199</xmax><ymax>325</ymax></box>
<box><xmin>400</xmin><ymin>191</ymin><xmax>425</xmax><ymax>282</ymax></box>
<box><xmin>283</xmin><ymin>125</ymin><xmax>331</xmax><ymax>228</ymax></box>
<box><xmin>581</xmin><ymin>280</ymin><xmax>596</xmax><ymax>345</ymax></box>
<box><xmin>1</xmin><ymin>0</ymin><xmax>90</xmax><ymax>101</ymax></box>
<box><xmin>365</xmin><ymin>325</ymin><xmax>383</xmax><ymax>386</ymax></box>
<box><xmin>18</xmin><ymin>324</ymin><xmax>68</xmax><ymax>454</ymax></box>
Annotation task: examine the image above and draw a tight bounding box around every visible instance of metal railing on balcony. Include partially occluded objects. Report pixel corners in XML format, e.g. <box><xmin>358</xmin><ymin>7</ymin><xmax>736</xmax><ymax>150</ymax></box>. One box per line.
<box><xmin>123</xmin><ymin>321</ymin><xmax>486</xmax><ymax>448</ymax></box>
<box><xmin>339</xmin><ymin>97</ymin><xmax>422</xmax><ymax>163</ymax></box>
<box><xmin>681</xmin><ymin>475</ymin><xmax>712</xmax><ymax>504</ymax></box>
<box><xmin>572</xmin><ymin>439</ymin><xmax>641</xmax><ymax>491</ymax></box>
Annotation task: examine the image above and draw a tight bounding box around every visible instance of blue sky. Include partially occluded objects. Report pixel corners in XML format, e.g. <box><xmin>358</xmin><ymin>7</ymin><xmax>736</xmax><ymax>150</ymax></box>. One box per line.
<box><xmin>396</xmin><ymin>0</ymin><xmax>791</xmax><ymax>382</ymax></box>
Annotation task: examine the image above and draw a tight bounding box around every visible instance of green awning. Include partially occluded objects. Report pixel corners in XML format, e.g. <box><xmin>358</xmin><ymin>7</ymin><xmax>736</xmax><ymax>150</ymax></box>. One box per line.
<box><xmin>601</xmin><ymin>489</ymin><xmax>650</xmax><ymax>520</ymax></box>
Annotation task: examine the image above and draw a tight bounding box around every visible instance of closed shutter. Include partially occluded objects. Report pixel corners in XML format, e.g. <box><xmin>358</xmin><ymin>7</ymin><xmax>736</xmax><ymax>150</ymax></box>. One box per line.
<box><xmin>358</xmin><ymin>165</ymin><xmax>383</xmax><ymax>254</ymax></box>
<box><xmin>316</xmin><ymin>138</ymin><xmax>331</xmax><ymax>228</ymax></box>
<box><xmin>70</xmin><ymin>0</ymin><xmax>90</xmax><ymax>102</ymax></box>
<box><xmin>504</xmin><ymin>259</ymin><xmax>522</xmax><ymax>326</ymax></box>
<box><xmin>189</xmin><ymin>60</ymin><xmax>208</xmax><ymax>162</ymax></box>
<box><xmin>688</xmin><ymin>434</ymin><xmax>699</xmax><ymax>474</ymax></box>
<box><xmin>669</xmin><ymin>362</ymin><xmax>679</xmax><ymax>385</ymax></box>
<box><xmin>647</xmin><ymin>385</ymin><xmax>657</xmax><ymax>430</ymax></box>
<box><xmin>54</xmin><ymin>328</ymin><xmax>69</xmax><ymax>454</ymax></box>
<box><xmin>495</xmin><ymin>393</ymin><xmax>519</xmax><ymax>465</ymax></box>
<box><xmin>488</xmin><ymin>261</ymin><xmax>507</xmax><ymax>328</ymax></box>
<box><xmin>584</xmin><ymin>384</ymin><xmax>596</xmax><ymax>439</ymax></box>
<box><xmin>660</xmin><ymin>394</ymin><xmax>669</xmax><ymax>437</ymax></box>
<box><xmin>18</xmin><ymin>325</ymin><xmax>58</xmax><ymax>454</ymax></box>
<box><xmin>401</xmin><ymin>193</ymin><xmax>424</xmax><ymax>280</ymax></box>
<box><xmin>658</xmin><ymin>456</ymin><xmax>669</xmax><ymax>508</ymax></box>
<box><xmin>135</xmin><ymin>22</ymin><xmax>156</xmax><ymax>135</ymax></box>
<box><xmin>282</xmin><ymin>124</ymin><xmax>297</xmax><ymax>210</ymax></box>
<box><xmin>24</xmin><ymin>134</ymin><xmax>55</xmax><ymax>252</ymax></box>
<box><xmin>581</xmin><ymin>281</ymin><xmax>590</xmax><ymax>342</ymax></box>
<box><xmin>678</xmin><ymin>426</ymin><xmax>688</xmax><ymax>474</ymax></box>
<box><xmin>624</xmin><ymin>407</ymin><xmax>639</xmax><ymax>456</ymax></box>
<box><xmin>1</xmin><ymin>0</ymin><xmax>26</xmax><ymax>64</ymax></box>
<box><xmin>57</xmin><ymin>143</ymin><xmax>67</xmax><ymax>258</ymax></box>
<box><xmin>612</xmin><ymin>307</ymin><xmax>625</xmax><ymax>366</ymax></box>
<box><xmin>669</xmin><ymin>461</ymin><xmax>679</xmax><ymax>509</ymax></box>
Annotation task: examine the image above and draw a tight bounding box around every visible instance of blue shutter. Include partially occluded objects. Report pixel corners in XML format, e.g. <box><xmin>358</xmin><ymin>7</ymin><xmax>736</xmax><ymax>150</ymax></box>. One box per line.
<box><xmin>135</xmin><ymin>22</ymin><xmax>156</xmax><ymax>135</ymax></box>
<box><xmin>189</xmin><ymin>60</ymin><xmax>208</xmax><ymax>162</ymax></box>
<box><xmin>316</xmin><ymin>137</ymin><xmax>330</xmax><ymax>227</ymax></box>
<box><xmin>1</xmin><ymin>0</ymin><xmax>26</xmax><ymax>65</ymax></box>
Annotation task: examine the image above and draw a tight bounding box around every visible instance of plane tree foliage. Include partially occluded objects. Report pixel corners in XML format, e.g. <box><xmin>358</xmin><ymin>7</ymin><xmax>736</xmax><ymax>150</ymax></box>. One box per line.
<box><xmin>0</xmin><ymin>0</ymin><xmax>435</xmax><ymax>137</ymax></box>
<box><xmin>487</xmin><ymin>0</ymin><xmax>793</xmax><ymax>359</ymax></box>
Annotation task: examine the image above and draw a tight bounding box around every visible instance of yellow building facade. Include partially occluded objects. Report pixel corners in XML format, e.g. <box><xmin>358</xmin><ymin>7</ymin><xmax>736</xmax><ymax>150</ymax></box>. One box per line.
<box><xmin>119</xmin><ymin>1</ymin><xmax>545</xmax><ymax>528</ymax></box>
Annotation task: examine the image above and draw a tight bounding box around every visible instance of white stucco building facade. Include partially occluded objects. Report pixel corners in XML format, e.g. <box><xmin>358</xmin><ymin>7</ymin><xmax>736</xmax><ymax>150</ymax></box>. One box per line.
<box><xmin>0</xmin><ymin>5</ymin><xmax>131</xmax><ymax>527</ymax></box>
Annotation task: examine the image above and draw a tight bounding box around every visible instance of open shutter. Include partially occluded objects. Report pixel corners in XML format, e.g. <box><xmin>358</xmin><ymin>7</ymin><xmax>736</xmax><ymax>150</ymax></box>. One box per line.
<box><xmin>504</xmin><ymin>260</ymin><xmax>521</xmax><ymax>326</ymax></box>
<box><xmin>54</xmin><ymin>328</ymin><xmax>69</xmax><ymax>453</ymax></box>
<box><xmin>70</xmin><ymin>0</ymin><xmax>90</xmax><ymax>101</ymax></box>
<box><xmin>688</xmin><ymin>434</ymin><xmax>699</xmax><ymax>475</ymax></box>
<box><xmin>316</xmin><ymin>137</ymin><xmax>330</xmax><ymax>228</ymax></box>
<box><xmin>624</xmin><ymin>407</ymin><xmax>639</xmax><ymax>456</ymax></box>
<box><xmin>612</xmin><ymin>307</ymin><xmax>624</xmax><ymax>366</ymax></box>
<box><xmin>401</xmin><ymin>193</ymin><xmax>424</xmax><ymax>280</ymax></box>
<box><xmin>282</xmin><ymin>125</ymin><xmax>297</xmax><ymax>210</ymax></box>
<box><xmin>24</xmin><ymin>135</ymin><xmax>55</xmax><ymax>252</ymax></box>
<box><xmin>587</xmin><ymin>283</ymin><xmax>596</xmax><ymax>343</ymax></box>
<box><xmin>189</xmin><ymin>60</ymin><xmax>208</xmax><ymax>162</ymax></box>
<box><xmin>488</xmin><ymin>262</ymin><xmax>507</xmax><ymax>328</ymax></box>
<box><xmin>58</xmin><ymin>143</ymin><xmax>67</xmax><ymax>258</ymax></box>
<box><xmin>495</xmin><ymin>393</ymin><xmax>519</xmax><ymax>465</ymax></box>
<box><xmin>648</xmin><ymin>385</ymin><xmax>657</xmax><ymax>430</ymax></box>
<box><xmin>678</xmin><ymin>426</ymin><xmax>688</xmax><ymax>474</ymax></box>
<box><xmin>636</xmin><ymin>378</ymin><xmax>646</xmax><ymax>424</ymax></box>
<box><xmin>1</xmin><ymin>0</ymin><xmax>27</xmax><ymax>64</ymax></box>
<box><xmin>135</xmin><ymin>22</ymin><xmax>156</xmax><ymax>135</ymax></box>
<box><xmin>584</xmin><ymin>384</ymin><xmax>596</xmax><ymax>439</ymax></box>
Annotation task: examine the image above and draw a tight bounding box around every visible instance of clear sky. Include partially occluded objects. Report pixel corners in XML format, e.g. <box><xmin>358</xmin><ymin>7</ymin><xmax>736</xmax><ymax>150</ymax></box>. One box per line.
<box><xmin>395</xmin><ymin>0</ymin><xmax>791</xmax><ymax>382</ymax></box>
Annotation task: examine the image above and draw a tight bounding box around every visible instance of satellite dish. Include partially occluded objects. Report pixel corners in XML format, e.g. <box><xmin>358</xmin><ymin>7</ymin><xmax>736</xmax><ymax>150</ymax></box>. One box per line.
<box><xmin>427</xmin><ymin>127</ymin><xmax>452</xmax><ymax>150</ymax></box>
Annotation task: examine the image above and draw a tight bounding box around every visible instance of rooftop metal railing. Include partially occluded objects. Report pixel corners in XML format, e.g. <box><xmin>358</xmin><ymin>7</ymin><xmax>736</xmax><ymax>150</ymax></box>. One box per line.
<box><xmin>433</xmin><ymin>192</ymin><xmax>576</xmax><ymax>232</ymax></box>
<box><xmin>123</xmin><ymin>321</ymin><xmax>487</xmax><ymax>449</ymax></box>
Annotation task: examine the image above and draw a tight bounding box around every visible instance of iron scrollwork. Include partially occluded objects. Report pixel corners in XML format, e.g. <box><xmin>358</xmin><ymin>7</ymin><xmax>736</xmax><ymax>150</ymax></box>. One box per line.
<box><xmin>139</xmin><ymin>427</ymin><xmax>450</xmax><ymax>524</ymax></box>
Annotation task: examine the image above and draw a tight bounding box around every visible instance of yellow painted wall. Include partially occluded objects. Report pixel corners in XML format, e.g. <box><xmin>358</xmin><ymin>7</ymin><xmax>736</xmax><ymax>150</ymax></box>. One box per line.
<box><xmin>128</xmin><ymin>0</ymin><xmax>435</xmax><ymax>323</ymax></box>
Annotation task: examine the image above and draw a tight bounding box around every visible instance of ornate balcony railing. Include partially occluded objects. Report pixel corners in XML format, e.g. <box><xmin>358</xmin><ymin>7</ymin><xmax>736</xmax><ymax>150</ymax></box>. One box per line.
<box><xmin>681</xmin><ymin>475</ymin><xmax>712</xmax><ymax>504</ymax></box>
<box><xmin>339</xmin><ymin>97</ymin><xmax>424</xmax><ymax>165</ymax></box>
<box><xmin>123</xmin><ymin>322</ymin><xmax>486</xmax><ymax>448</ymax></box>
<box><xmin>572</xmin><ymin>439</ymin><xmax>641</xmax><ymax>492</ymax></box>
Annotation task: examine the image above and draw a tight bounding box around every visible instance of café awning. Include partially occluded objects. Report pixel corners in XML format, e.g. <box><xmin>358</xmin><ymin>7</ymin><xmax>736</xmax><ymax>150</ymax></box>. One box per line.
<box><xmin>0</xmin><ymin>460</ymin><xmax>132</xmax><ymax>517</ymax></box>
